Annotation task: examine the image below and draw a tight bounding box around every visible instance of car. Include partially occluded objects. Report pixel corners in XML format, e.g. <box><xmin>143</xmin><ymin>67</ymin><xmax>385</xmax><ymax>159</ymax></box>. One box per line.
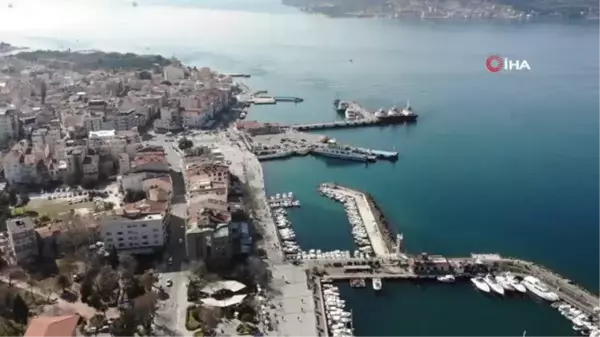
<box><xmin>168</xmin><ymin>257</ymin><xmax>173</xmax><ymax>265</ymax></box>
<box><xmin>166</xmin><ymin>279</ymin><xmax>173</xmax><ymax>287</ymax></box>
<box><xmin>178</xmin><ymin>238</ymin><xmax>183</xmax><ymax>244</ymax></box>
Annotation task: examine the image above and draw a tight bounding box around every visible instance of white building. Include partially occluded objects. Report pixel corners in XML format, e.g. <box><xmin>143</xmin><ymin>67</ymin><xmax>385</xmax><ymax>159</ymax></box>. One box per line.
<box><xmin>163</xmin><ymin>65</ymin><xmax>186</xmax><ymax>82</ymax></box>
<box><xmin>2</xmin><ymin>150</ymin><xmax>40</xmax><ymax>186</ymax></box>
<box><xmin>6</xmin><ymin>217</ymin><xmax>38</xmax><ymax>264</ymax></box>
<box><xmin>100</xmin><ymin>213</ymin><xmax>166</xmax><ymax>252</ymax></box>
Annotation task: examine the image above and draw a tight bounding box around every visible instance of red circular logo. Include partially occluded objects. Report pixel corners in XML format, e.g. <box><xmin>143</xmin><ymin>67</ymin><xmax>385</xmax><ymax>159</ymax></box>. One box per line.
<box><xmin>486</xmin><ymin>55</ymin><xmax>503</xmax><ymax>73</ymax></box>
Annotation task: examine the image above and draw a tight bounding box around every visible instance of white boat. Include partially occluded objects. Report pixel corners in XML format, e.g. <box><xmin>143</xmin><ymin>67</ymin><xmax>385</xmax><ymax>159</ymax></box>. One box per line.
<box><xmin>522</xmin><ymin>276</ymin><xmax>559</xmax><ymax>302</ymax></box>
<box><xmin>471</xmin><ymin>277</ymin><xmax>491</xmax><ymax>293</ymax></box>
<box><xmin>372</xmin><ymin>278</ymin><xmax>382</xmax><ymax>291</ymax></box>
<box><xmin>484</xmin><ymin>274</ymin><xmax>505</xmax><ymax>295</ymax></box>
<box><xmin>495</xmin><ymin>275</ymin><xmax>515</xmax><ymax>291</ymax></box>
<box><xmin>505</xmin><ymin>274</ymin><xmax>527</xmax><ymax>293</ymax></box>
<box><xmin>437</xmin><ymin>274</ymin><xmax>456</xmax><ymax>283</ymax></box>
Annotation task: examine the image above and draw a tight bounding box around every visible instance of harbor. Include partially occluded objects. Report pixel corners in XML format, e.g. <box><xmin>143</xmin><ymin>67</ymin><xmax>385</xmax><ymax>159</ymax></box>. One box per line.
<box><xmin>240</xmin><ymin>127</ymin><xmax>399</xmax><ymax>164</ymax></box>
<box><xmin>262</xmin><ymin>182</ymin><xmax>599</xmax><ymax>337</ymax></box>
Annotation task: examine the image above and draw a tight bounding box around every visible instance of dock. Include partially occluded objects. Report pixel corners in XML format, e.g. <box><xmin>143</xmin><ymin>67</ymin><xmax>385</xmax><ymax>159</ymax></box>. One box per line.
<box><xmin>290</xmin><ymin>119</ymin><xmax>381</xmax><ymax>131</ymax></box>
<box><xmin>320</xmin><ymin>184</ymin><xmax>392</xmax><ymax>257</ymax></box>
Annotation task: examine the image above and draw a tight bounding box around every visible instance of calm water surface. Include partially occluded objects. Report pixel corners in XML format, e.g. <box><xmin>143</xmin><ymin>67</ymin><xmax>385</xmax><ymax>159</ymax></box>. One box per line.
<box><xmin>0</xmin><ymin>0</ymin><xmax>597</xmax><ymax>335</ymax></box>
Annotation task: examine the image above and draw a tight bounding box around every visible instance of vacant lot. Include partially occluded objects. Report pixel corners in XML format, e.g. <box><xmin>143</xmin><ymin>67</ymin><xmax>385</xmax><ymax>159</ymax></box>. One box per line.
<box><xmin>13</xmin><ymin>200</ymin><xmax>96</xmax><ymax>219</ymax></box>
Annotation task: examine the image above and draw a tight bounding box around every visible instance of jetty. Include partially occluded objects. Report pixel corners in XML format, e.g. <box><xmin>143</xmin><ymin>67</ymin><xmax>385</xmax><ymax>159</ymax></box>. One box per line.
<box><xmin>320</xmin><ymin>183</ymin><xmax>400</xmax><ymax>257</ymax></box>
<box><xmin>290</xmin><ymin>119</ymin><xmax>381</xmax><ymax>131</ymax></box>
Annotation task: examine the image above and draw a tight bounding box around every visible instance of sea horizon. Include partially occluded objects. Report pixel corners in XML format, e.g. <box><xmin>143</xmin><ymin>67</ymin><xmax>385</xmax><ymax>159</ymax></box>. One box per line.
<box><xmin>0</xmin><ymin>0</ymin><xmax>597</xmax><ymax>335</ymax></box>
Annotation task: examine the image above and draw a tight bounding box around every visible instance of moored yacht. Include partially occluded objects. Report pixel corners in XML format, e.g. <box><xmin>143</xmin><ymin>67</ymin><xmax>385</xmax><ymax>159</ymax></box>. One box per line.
<box><xmin>483</xmin><ymin>274</ymin><xmax>505</xmax><ymax>295</ymax></box>
<box><xmin>495</xmin><ymin>275</ymin><xmax>515</xmax><ymax>291</ymax></box>
<box><xmin>471</xmin><ymin>276</ymin><xmax>491</xmax><ymax>293</ymax></box>
<box><xmin>372</xmin><ymin>278</ymin><xmax>382</xmax><ymax>291</ymax></box>
<box><xmin>522</xmin><ymin>276</ymin><xmax>559</xmax><ymax>302</ymax></box>
<box><xmin>437</xmin><ymin>274</ymin><xmax>456</xmax><ymax>283</ymax></box>
<box><xmin>374</xmin><ymin>108</ymin><xmax>385</xmax><ymax>118</ymax></box>
<box><xmin>505</xmin><ymin>273</ymin><xmax>527</xmax><ymax>293</ymax></box>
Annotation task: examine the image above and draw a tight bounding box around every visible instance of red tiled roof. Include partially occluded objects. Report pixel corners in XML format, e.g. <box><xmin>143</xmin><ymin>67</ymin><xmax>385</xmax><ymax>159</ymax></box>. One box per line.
<box><xmin>24</xmin><ymin>314</ymin><xmax>79</xmax><ymax>337</ymax></box>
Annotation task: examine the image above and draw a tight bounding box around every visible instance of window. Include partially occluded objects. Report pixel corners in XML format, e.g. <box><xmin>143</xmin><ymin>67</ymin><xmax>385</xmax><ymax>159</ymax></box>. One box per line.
<box><xmin>154</xmin><ymin>241</ymin><xmax>159</xmax><ymax>245</ymax></box>
<box><xmin>142</xmin><ymin>241</ymin><xmax>149</xmax><ymax>245</ymax></box>
<box><xmin>118</xmin><ymin>237</ymin><xmax>124</xmax><ymax>241</ymax></box>
<box><xmin>153</xmin><ymin>228</ymin><xmax>159</xmax><ymax>232</ymax></box>
<box><xmin>117</xmin><ymin>231</ymin><xmax>123</xmax><ymax>235</ymax></box>
<box><xmin>118</xmin><ymin>243</ymin><xmax>125</xmax><ymax>247</ymax></box>
<box><xmin>154</xmin><ymin>234</ymin><xmax>159</xmax><ymax>238</ymax></box>
<box><xmin>142</xmin><ymin>235</ymin><xmax>148</xmax><ymax>239</ymax></box>
<box><xmin>141</xmin><ymin>223</ymin><xmax>147</xmax><ymax>227</ymax></box>
<box><xmin>107</xmin><ymin>238</ymin><xmax>113</xmax><ymax>242</ymax></box>
<box><xmin>106</xmin><ymin>232</ymin><xmax>112</xmax><ymax>236</ymax></box>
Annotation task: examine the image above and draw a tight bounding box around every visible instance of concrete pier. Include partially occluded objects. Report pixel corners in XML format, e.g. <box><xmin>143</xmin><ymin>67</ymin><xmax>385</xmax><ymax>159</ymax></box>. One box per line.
<box><xmin>290</xmin><ymin>119</ymin><xmax>381</xmax><ymax>131</ymax></box>
<box><xmin>322</xmin><ymin>184</ymin><xmax>391</xmax><ymax>257</ymax></box>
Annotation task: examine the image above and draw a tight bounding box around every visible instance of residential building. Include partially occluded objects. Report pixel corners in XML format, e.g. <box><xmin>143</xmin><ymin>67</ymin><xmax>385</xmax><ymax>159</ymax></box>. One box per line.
<box><xmin>24</xmin><ymin>314</ymin><xmax>80</xmax><ymax>337</ymax></box>
<box><xmin>6</xmin><ymin>217</ymin><xmax>38</xmax><ymax>264</ymax></box>
<box><xmin>100</xmin><ymin>201</ymin><xmax>168</xmax><ymax>253</ymax></box>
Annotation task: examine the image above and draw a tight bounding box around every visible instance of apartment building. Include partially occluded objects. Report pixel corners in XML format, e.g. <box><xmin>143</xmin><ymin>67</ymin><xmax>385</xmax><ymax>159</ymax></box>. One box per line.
<box><xmin>6</xmin><ymin>217</ymin><xmax>38</xmax><ymax>264</ymax></box>
<box><xmin>100</xmin><ymin>212</ymin><xmax>166</xmax><ymax>252</ymax></box>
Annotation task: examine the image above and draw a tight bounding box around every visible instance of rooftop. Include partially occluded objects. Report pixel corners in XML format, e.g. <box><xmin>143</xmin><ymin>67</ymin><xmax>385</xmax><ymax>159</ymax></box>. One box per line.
<box><xmin>24</xmin><ymin>314</ymin><xmax>80</xmax><ymax>337</ymax></box>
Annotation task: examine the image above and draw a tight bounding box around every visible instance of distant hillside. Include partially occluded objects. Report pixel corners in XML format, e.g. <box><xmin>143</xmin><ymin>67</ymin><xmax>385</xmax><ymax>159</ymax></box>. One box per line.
<box><xmin>13</xmin><ymin>49</ymin><xmax>175</xmax><ymax>71</ymax></box>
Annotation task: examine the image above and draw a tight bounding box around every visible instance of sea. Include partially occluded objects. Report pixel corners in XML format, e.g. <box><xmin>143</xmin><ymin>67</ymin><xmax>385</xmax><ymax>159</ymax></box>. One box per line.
<box><xmin>0</xmin><ymin>0</ymin><xmax>598</xmax><ymax>335</ymax></box>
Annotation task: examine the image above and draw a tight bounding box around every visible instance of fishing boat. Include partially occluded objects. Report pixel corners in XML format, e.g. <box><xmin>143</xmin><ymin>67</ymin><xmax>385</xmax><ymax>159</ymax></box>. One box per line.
<box><xmin>372</xmin><ymin>278</ymin><xmax>382</xmax><ymax>291</ymax></box>
<box><xmin>471</xmin><ymin>276</ymin><xmax>491</xmax><ymax>293</ymax></box>
<box><xmin>436</xmin><ymin>274</ymin><xmax>456</xmax><ymax>283</ymax></box>
<box><xmin>484</xmin><ymin>274</ymin><xmax>505</xmax><ymax>295</ymax></box>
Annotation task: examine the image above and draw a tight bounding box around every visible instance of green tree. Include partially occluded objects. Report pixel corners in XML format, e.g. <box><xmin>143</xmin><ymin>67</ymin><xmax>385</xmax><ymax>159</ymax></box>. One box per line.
<box><xmin>178</xmin><ymin>137</ymin><xmax>193</xmax><ymax>150</ymax></box>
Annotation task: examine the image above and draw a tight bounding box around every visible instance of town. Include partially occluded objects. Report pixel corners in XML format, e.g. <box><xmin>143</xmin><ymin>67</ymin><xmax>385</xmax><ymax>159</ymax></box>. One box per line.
<box><xmin>0</xmin><ymin>45</ymin><xmax>597</xmax><ymax>337</ymax></box>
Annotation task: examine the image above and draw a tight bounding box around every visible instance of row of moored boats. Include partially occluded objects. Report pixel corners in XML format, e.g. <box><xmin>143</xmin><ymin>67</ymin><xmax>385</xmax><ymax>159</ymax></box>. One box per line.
<box><xmin>319</xmin><ymin>186</ymin><xmax>374</xmax><ymax>256</ymax></box>
<box><xmin>273</xmin><ymin>208</ymin><xmax>301</xmax><ymax>254</ymax></box>
<box><xmin>554</xmin><ymin>302</ymin><xmax>600</xmax><ymax>336</ymax></box>
<box><xmin>268</xmin><ymin>192</ymin><xmax>300</xmax><ymax>208</ymax></box>
<box><xmin>323</xmin><ymin>282</ymin><xmax>354</xmax><ymax>337</ymax></box>
<box><xmin>469</xmin><ymin>273</ymin><xmax>559</xmax><ymax>301</ymax></box>
<box><xmin>290</xmin><ymin>249</ymin><xmax>371</xmax><ymax>261</ymax></box>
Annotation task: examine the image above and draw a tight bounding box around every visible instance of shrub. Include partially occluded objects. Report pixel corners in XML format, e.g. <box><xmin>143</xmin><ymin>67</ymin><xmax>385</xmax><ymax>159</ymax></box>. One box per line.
<box><xmin>186</xmin><ymin>306</ymin><xmax>202</xmax><ymax>331</ymax></box>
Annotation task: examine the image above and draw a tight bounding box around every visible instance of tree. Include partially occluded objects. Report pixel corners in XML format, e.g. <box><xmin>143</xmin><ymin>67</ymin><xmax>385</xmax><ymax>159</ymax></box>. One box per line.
<box><xmin>140</xmin><ymin>271</ymin><xmax>157</xmax><ymax>291</ymax></box>
<box><xmin>108</xmin><ymin>246</ymin><xmax>119</xmax><ymax>269</ymax></box>
<box><xmin>56</xmin><ymin>274</ymin><xmax>71</xmax><ymax>291</ymax></box>
<box><xmin>96</xmin><ymin>266</ymin><xmax>119</xmax><ymax>297</ymax></box>
<box><xmin>111</xmin><ymin>309</ymin><xmax>138</xmax><ymax>337</ymax></box>
<box><xmin>104</xmin><ymin>202</ymin><xmax>114</xmax><ymax>210</ymax></box>
<box><xmin>12</xmin><ymin>294</ymin><xmax>29</xmax><ymax>325</ymax></box>
<box><xmin>134</xmin><ymin>292</ymin><xmax>159</xmax><ymax>334</ymax></box>
<box><xmin>39</xmin><ymin>214</ymin><xmax>51</xmax><ymax>223</ymax></box>
<box><xmin>198</xmin><ymin>306</ymin><xmax>221</xmax><ymax>331</ymax></box>
<box><xmin>118</xmin><ymin>254</ymin><xmax>137</xmax><ymax>279</ymax></box>
<box><xmin>178</xmin><ymin>137</ymin><xmax>193</xmax><ymax>150</ymax></box>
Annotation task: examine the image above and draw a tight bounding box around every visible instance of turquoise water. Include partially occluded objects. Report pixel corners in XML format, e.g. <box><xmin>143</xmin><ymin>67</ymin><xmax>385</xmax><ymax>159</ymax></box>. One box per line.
<box><xmin>0</xmin><ymin>0</ymin><xmax>597</xmax><ymax>335</ymax></box>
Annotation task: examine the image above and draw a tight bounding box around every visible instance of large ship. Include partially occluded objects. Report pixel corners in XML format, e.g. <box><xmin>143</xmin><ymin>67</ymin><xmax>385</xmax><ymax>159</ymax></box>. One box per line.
<box><xmin>312</xmin><ymin>144</ymin><xmax>374</xmax><ymax>162</ymax></box>
<box><xmin>333</xmin><ymin>99</ymin><xmax>350</xmax><ymax>114</ymax></box>
<box><xmin>522</xmin><ymin>276</ymin><xmax>559</xmax><ymax>302</ymax></box>
<box><xmin>376</xmin><ymin>101</ymin><xmax>418</xmax><ymax>123</ymax></box>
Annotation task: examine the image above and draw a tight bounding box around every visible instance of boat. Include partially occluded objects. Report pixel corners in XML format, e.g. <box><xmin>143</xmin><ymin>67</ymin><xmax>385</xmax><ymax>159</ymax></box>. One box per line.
<box><xmin>374</xmin><ymin>108</ymin><xmax>386</xmax><ymax>118</ymax></box>
<box><xmin>495</xmin><ymin>275</ymin><xmax>515</xmax><ymax>291</ymax></box>
<box><xmin>312</xmin><ymin>145</ymin><xmax>370</xmax><ymax>162</ymax></box>
<box><xmin>333</xmin><ymin>99</ymin><xmax>349</xmax><ymax>114</ymax></box>
<box><xmin>484</xmin><ymin>274</ymin><xmax>505</xmax><ymax>295</ymax></box>
<box><xmin>522</xmin><ymin>276</ymin><xmax>559</xmax><ymax>302</ymax></box>
<box><xmin>437</xmin><ymin>274</ymin><xmax>456</xmax><ymax>283</ymax></box>
<box><xmin>376</xmin><ymin>101</ymin><xmax>418</xmax><ymax>123</ymax></box>
<box><xmin>471</xmin><ymin>277</ymin><xmax>491</xmax><ymax>293</ymax></box>
<box><xmin>505</xmin><ymin>273</ymin><xmax>527</xmax><ymax>293</ymax></box>
<box><xmin>372</xmin><ymin>278</ymin><xmax>382</xmax><ymax>291</ymax></box>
